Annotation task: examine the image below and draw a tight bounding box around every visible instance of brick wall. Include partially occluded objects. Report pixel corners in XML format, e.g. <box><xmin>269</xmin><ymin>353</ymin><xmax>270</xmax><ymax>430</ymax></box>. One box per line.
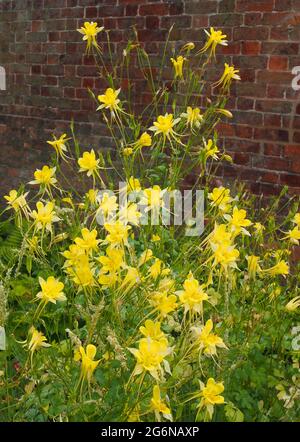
<box><xmin>0</xmin><ymin>0</ymin><xmax>300</xmax><ymax>199</ymax></box>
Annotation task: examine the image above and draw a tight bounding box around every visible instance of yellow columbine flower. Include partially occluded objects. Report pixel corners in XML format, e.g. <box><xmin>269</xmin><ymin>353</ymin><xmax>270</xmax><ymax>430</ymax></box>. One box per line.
<box><xmin>4</xmin><ymin>190</ymin><xmax>30</xmax><ymax>219</ymax></box>
<box><xmin>149</xmin><ymin>113</ymin><xmax>181</xmax><ymax>141</ymax></box>
<box><xmin>151</xmin><ymin>292</ymin><xmax>178</xmax><ymax>318</ymax></box>
<box><xmin>78</xmin><ymin>149</ymin><xmax>100</xmax><ymax>177</ymax></box>
<box><xmin>140</xmin><ymin>320</ymin><xmax>166</xmax><ymax>343</ymax></box>
<box><xmin>36</xmin><ymin>276</ymin><xmax>66</xmax><ymax>305</ymax></box>
<box><xmin>104</xmin><ymin>221</ymin><xmax>131</xmax><ymax>247</ymax></box>
<box><xmin>212</xmin><ymin>243</ymin><xmax>240</xmax><ymax>272</ymax></box>
<box><xmin>138</xmin><ymin>249</ymin><xmax>153</xmax><ymax>266</ymax></box>
<box><xmin>208</xmin><ymin>187</ymin><xmax>233</xmax><ymax>213</ymax></box>
<box><xmin>29</xmin><ymin>166</ymin><xmax>57</xmax><ymax>188</ymax></box>
<box><xmin>191</xmin><ymin>319</ymin><xmax>227</xmax><ymax>356</ymax></box>
<box><xmin>97</xmin><ymin>192</ymin><xmax>118</xmax><ymax>219</ymax></box>
<box><xmin>209</xmin><ymin>223</ymin><xmax>232</xmax><ymax>248</ymax></box>
<box><xmin>97</xmin><ymin>247</ymin><xmax>124</xmax><ymax>274</ymax></box>
<box><xmin>47</xmin><ymin>133</ymin><xmax>70</xmax><ymax>160</ymax></box>
<box><xmin>71</xmin><ymin>258</ymin><xmax>95</xmax><ymax>288</ymax></box>
<box><xmin>224</xmin><ymin>206</ymin><xmax>252</xmax><ymax>236</ymax></box>
<box><xmin>77</xmin><ymin>21</ymin><xmax>103</xmax><ymax>53</ymax></box>
<box><xmin>214</xmin><ymin>63</ymin><xmax>241</xmax><ymax>90</ymax></box>
<box><xmin>63</xmin><ymin>244</ymin><xmax>86</xmax><ymax>269</ymax></box>
<box><xmin>264</xmin><ymin>260</ymin><xmax>289</xmax><ymax>277</ymax></box>
<box><xmin>123</xmin><ymin>147</ymin><xmax>133</xmax><ymax>157</ymax></box>
<box><xmin>127</xmin><ymin>176</ymin><xmax>142</xmax><ymax>193</ymax></box>
<box><xmin>31</xmin><ymin>201</ymin><xmax>60</xmax><ymax>232</ymax></box>
<box><xmin>74</xmin><ymin>228</ymin><xmax>100</xmax><ymax>253</ymax></box>
<box><xmin>254</xmin><ymin>222</ymin><xmax>265</xmax><ymax>234</ymax></box>
<box><xmin>78</xmin><ymin>344</ymin><xmax>100</xmax><ymax>383</ymax></box>
<box><xmin>176</xmin><ymin>272</ymin><xmax>208</xmax><ymax>315</ymax></box>
<box><xmin>144</xmin><ymin>185</ymin><xmax>166</xmax><ymax>214</ymax></box>
<box><xmin>198</xmin><ymin>27</ymin><xmax>228</xmax><ymax>58</ymax></box>
<box><xmin>285</xmin><ymin>296</ymin><xmax>300</xmax><ymax>312</ymax></box>
<box><xmin>292</xmin><ymin>213</ymin><xmax>300</xmax><ymax>227</ymax></box>
<box><xmin>97</xmin><ymin>88</ymin><xmax>121</xmax><ymax>116</ymax></box>
<box><xmin>134</xmin><ymin>132</ymin><xmax>152</xmax><ymax>149</ymax></box>
<box><xmin>86</xmin><ymin>189</ymin><xmax>98</xmax><ymax>205</ymax></box>
<box><xmin>148</xmin><ymin>258</ymin><xmax>170</xmax><ymax>279</ymax></box>
<box><xmin>197</xmin><ymin>378</ymin><xmax>225</xmax><ymax>420</ymax></box>
<box><xmin>128</xmin><ymin>337</ymin><xmax>171</xmax><ymax>380</ymax></box>
<box><xmin>181</xmin><ymin>106</ymin><xmax>203</xmax><ymax>129</ymax></box>
<box><xmin>170</xmin><ymin>55</ymin><xmax>185</xmax><ymax>79</ymax></box>
<box><xmin>247</xmin><ymin>255</ymin><xmax>261</xmax><ymax>280</ymax></box>
<box><xmin>151</xmin><ymin>385</ymin><xmax>172</xmax><ymax>421</ymax></box>
<box><xmin>203</xmin><ymin>139</ymin><xmax>220</xmax><ymax>161</ymax></box>
<box><xmin>152</xmin><ymin>234</ymin><xmax>161</xmax><ymax>242</ymax></box>
<box><xmin>283</xmin><ymin>227</ymin><xmax>300</xmax><ymax>245</ymax></box>
<box><xmin>119</xmin><ymin>203</ymin><xmax>142</xmax><ymax>226</ymax></box>
<box><xmin>27</xmin><ymin>326</ymin><xmax>50</xmax><ymax>355</ymax></box>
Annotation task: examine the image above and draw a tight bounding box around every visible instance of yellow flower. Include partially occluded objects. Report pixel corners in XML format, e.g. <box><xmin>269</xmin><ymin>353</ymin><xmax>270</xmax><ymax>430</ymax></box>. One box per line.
<box><xmin>149</xmin><ymin>113</ymin><xmax>181</xmax><ymax>141</ymax></box>
<box><xmin>71</xmin><ymin>259</ymin><xmax>95</xmax><ymax>288</ymax></box>
<box><xmin>140</xmin><ymin>320</ymin><xmax>166</xmax><ymax>343</ymax></box>
<box><xmin>134</xmin><ymin>132</ymin><xmax>152</xmax><ymax>149</ymax></box>
<box><xmin>74</xmin><ymin>228</ymin><xmax>100</xmax><ymax>253</ymax></box>
<box><xmin>123</xmin><ymin>147</ymin><xmax>133</xmax><ymax>156</ymax></box>
<box><xmin>247</xmin><ymin>255</ymin><xmax>261</xmax><ymax>280</ymax></box>
<box><xmin>264</xmin><ymin>260</ymin><xmax>289</xmax><ymax>277</ymax></box>
<box><xmin>78</xmin><ymin>344</ymin><xmax>100</xmax><ymax>383</ymax></box>
<box><xmin>176</xmin><ymin>272</ymin><xmax>208</xmax><ymax>314</ymax></box>
<box><xmin>143</xmin><ymin>185</ymin><xmax>166</xmax><ymax>214</ymax></box>
<box><xmin>170</xmin><ymin>55</ymin><xmax>185</xmax><ymax>79</ymax></box>
<box><xmin>198</xmin><ymin>27</ymin><xmax>228</xmax><ymax>58</ymax></box>
<box><xmin>97</xmin><ymin>192</ymin><xmax>118</xmax><ymax>219</ymax></box>
<box><xmin>97</xmin><ymin>247</ymin><xmax>124</xmax><ymax>274</ymax></box>
<box><xmin>138</xmin><ymin>249</ymin><xmax>153</xmax><ymax>266</ymax></box>
<box><xmin>212</xmin><ymin>243</ymin><xmax>240</xmax><ymax>272</ymax></box>
<box><xmin>151</xmin><ymin>292</ymin><xmax>178</xmax><ymax>318</ymax></box>
<box><xmin>47</xmin><ymin>133</ymin><xmax>70</xmax><ymax>159</ymax></box>
<box><xmin>208</xmin><ymin>187</ymin><xmax>233</xmax><ymax>213</ymax></box>
<box><xmin>128</xmin><ymin>337</ymin><xmax>171</xmax><ymax>380</ymax></box>
<box><xmin>78</xmin><ymin>149</ymin><xmax>100</xmax><ymax>177</ymax></box>
<box><xmin>209</xmin><ymin>223</ymin><xmax>232</xmax><ymax>248</ymax></box>
<box><xmin>63</xmin><ymin>244</ymin><xmax>86</xmax><ymax>268</ymax></box>
<box><xmin>148</xmin><ymin>258</ymin><xmax>170</xmax><ymax>279</ymax></box>
<box><xmin>31</xmin><ymin>201</ymin><xmax>60</xmax><ymax>232</ymax></box>
<box><xmin>27</xmin><ymin>326</ymin><xmax>50</xmax><ymax>355</ymax></box>
<box><xmin>151</xmin><ymin>385</ymin><xmax>172</xmax><ymax>421</ymax></box>
<box><xmin>214</xmin><ymin>63</ymin><xmax>241</xmax><ymax>90</ymax></box>
<box><xmin>152</xmin><ymin>234</ymin><xmax>161</xmax><ymax>242</ymax></box>
<box><xmin>29</xmin><ymin>166</ymin><xmax>57</xmax><ymax>188</ymax></box>
<box><xmin>36</xmin><ymin>276</ymin><xmax>66</xmax><ymax>305</ymax></box>
<box><xmin>77</xmin><ymin>21</ymin><xmax>103</xmax><ymax>53</ymax></box>
<box><xmin>224</xmin><ymin>206</ymin><xmax>252</xmax><ymax>236</ymax></box>
<box><xmin>86</xmin><ymin>189</ymin><xmax>98</xmax><ymax>205</ymax></box>
<box><xmin>192</xmin><ymin>319</ymin><xmax>226</xmax><ymax>356</ymax></box>
<box><xmin>285</xmin><ymin>296</ymin><xmax>300</xmax><ymax>312</ymax></box>
<box><xmin>104</xmin><ymin>221</ymin><xmax>131</xmax><ymax>247</ymax></box>
<box><xmin>127</xmin><ymin>176</ymin><xmax>142</xmax><ymax>193</ymax></box>
<box><xmin>203</xmin><ymin>139</ymin><xmax>219</xmax><ymax>161</ymax></box>
<box><xmin>198</xmin><ymin>378</ymin><xmax>225</xmax><ymax>419</ymax></box>
<box><xmin>254</xmin><ymin>222</ymin><xmax>265</xmax><ymax>234</ymax></box>
<box><xmin>4</xmin><ymin>190</ymin><xmax>30</xmax><ymax>219</ymax></box>
<box><xmin>181</xmin><ymin>106</ymin><xmax>203</xmax><ymax>129</ymax></box>
<box><xmin>292</xmin><ymin>213</ymin><xmax>300</xmax><ymax>227</ymax></box>
<box><xmin>97</xmin><ymin>88</ymin><xmax>121</xmax><ymax>116</ymax></box>
<box><xmin>119</xmin><ymin>203</ymin><xmax>141</xmax><ymax>226</ymax></box>
<box><xmin>283</xmin><ymin>227</ymin><xmax>300</xmax><ymax>245</ymax></box>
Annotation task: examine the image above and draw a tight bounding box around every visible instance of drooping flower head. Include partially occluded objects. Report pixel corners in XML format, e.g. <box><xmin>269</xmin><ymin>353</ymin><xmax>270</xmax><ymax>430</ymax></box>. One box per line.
<box><xmin>198</xmin><ymin>27</ymin><xmax>228</xmax><ymax>59</ymax></box>
<box><xmin>47</xmin><ymin>133</ymin><xmax>70</xmax><ymax>160</ymax></box>
<box><xmin>78</xmin><ymin>344</ymin><xmax>100</xmax><ymax>383</ymax></box>
<box><xmin>151</xmin><ymin>385</ymin><xmax>172</xmax><ymax>421</ymax></box>
<box><xmin>214</xmin><ymin>63</ymin><xmax>240</xmax><ymax>90</ymax></box>
<box><xmin>170</xmin><ymin>55</ymin><xmax>186</xmax><ymax>79</ymax></box>
<box><xmin>77</xmin><ymin>22</ymin><xmax>104</xmax><ymax>53</ymax></box>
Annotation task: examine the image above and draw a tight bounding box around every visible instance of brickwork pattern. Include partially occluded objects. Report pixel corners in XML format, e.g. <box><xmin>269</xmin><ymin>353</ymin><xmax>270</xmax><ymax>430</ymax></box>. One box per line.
<box><xmin>0</xmin><ymin>0</ymin><xmax>300</xmax><ymax>198</ymax></box>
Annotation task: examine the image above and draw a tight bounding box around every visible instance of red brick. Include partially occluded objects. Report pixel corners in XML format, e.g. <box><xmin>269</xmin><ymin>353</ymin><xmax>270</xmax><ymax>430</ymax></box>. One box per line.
<box><xmin>269</xmin><ymin>56</ymin><xmax>288</xmax><ymax>71</ymax></box>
